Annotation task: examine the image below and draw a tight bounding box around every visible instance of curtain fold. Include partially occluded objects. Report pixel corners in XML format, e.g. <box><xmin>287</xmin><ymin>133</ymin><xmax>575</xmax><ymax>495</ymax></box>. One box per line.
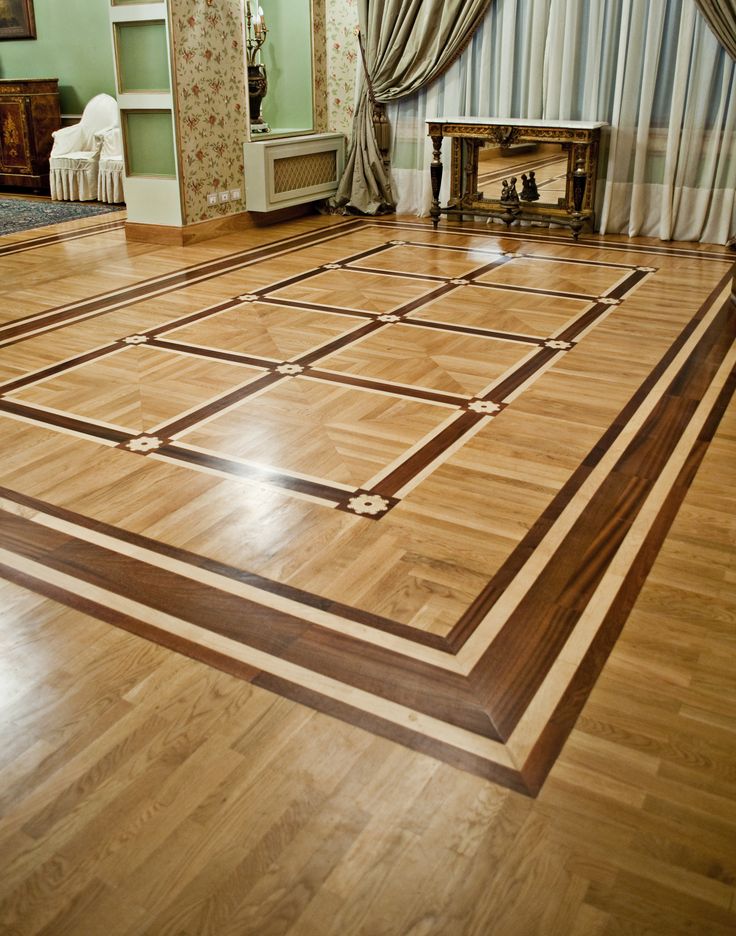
<box><xmin>694</xmin><ymin>0</ymin><xmax>736</xmax><ymax>59</ymax></box>
<box><xmin>600</xmin><ymin>2</ymin><xmax>736</xmax><ymax>242</ymax></box>
<box><xmin>388</xmin><ymin>0</ymin><xmax>736</xmax><ymax>244</ymax></box>
<box><xmin>334</xmin><ymin>0</ymin><xmax>491</xmax><ymax>213</ymax></box>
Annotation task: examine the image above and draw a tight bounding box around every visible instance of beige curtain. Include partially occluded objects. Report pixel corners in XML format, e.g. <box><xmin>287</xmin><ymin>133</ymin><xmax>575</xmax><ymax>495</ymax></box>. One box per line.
<box><xmin>694</xmin><ymin>0</ymin><xmax>736</xmax><ymax>59</ymax></box>
<box><xmin>334</xmin><ymin>0</ymin><xmax>492</xmax><ymax>214</ymax></box>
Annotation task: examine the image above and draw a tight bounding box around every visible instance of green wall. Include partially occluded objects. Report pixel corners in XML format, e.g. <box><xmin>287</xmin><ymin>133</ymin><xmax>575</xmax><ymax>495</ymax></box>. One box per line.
<box><xmin>116</xmin><ymin>20</ymin><xmax>170</xmax><ymax>93</ymax></box>
<box><xmin>124</xmin><ymin>110</ymin><xmax>176</xmax><ymax>177</ymax></box>
<box><xmin>260</xmin><ymin>0</ymin><xmax>313</xmax><ymax>134</ymax></box>
<box><xmin>0</xmin><ymin>0</ymin><xmax>115</xmax><ymax>114</ymax></box>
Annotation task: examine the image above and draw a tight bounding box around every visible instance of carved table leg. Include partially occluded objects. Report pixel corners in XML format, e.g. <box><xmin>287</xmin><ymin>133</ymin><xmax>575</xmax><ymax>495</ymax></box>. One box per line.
<box><xmin>430</xmin><ymin>134</ymin><xmax>443</xmax><ymax>230</ymax></box>
<box><xmin>571</xmin><ymin>154</ymin><xmax>588</xmax><ymax>240</ymax></box>
<box><xmin>569</xmin><ymin>215</ymin><xmax>584</xmax><ymax>240</ymax></box>
<box><xmin>572</xmin><ymin>155</ymin><xmax>588</xmax><ymax>214</ymax></box>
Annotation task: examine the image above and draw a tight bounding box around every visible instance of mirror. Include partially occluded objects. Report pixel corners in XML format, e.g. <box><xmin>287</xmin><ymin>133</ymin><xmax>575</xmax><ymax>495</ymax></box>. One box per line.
<box><xmin>476</xmin><ymin>143</ymin><xmax>569</xmax><ymax>207</ymax></box>
<box><xmin>245</xmin><ymin>0</ymin><xmax>314</xmax><ymax>139</ymax></box>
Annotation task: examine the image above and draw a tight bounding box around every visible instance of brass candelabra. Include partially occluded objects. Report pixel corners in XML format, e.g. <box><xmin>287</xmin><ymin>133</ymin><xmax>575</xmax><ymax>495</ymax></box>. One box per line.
<box><xmin>245</xmin><ymin>2</ymin><xmax>267</xmax><ymax>66</ymax></box>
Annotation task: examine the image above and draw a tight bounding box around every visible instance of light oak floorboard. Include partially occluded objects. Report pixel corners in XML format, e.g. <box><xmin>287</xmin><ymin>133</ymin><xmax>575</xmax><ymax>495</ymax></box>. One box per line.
<box><xmin>0</xmin><ymin>368</ymin><xmax>733</xmax><ymax>936</ymax></box>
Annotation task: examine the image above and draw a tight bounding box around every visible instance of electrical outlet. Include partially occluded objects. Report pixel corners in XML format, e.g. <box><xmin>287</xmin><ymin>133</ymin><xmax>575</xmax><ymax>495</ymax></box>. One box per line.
<box><xmin>219</xmin><ymin>191</ymin><xmax>230</xmax><ymax>203</ymax></box>
<box><xmin>230</xmin><ymin>188</ymin><xmax>241</xmax><ymax>202</ymax></box>
<box><xmin>206</xmin><ymin>192</ymin><xmax>217</xmax><ymax>206</ymax></box>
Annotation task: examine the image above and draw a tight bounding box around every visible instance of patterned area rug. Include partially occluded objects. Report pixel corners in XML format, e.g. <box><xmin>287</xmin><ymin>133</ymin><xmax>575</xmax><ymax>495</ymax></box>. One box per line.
<box><xmin>0</xmin><ymin>197</ymin><xmax>124</xmax><ymax>236</ymax></box>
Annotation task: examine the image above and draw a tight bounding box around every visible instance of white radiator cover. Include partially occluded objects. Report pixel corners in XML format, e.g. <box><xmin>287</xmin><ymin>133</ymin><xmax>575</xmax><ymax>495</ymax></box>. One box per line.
<box><xmin>244</xmin><ymin>132</ymin><xmax>345</xmax><ymax>212</ymax></box>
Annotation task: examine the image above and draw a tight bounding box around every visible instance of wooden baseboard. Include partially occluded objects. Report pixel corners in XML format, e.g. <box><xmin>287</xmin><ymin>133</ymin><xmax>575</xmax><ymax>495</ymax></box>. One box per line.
<box><xmin>124</xmin><ymin>203</ymin><xmax>315</xmax><ymax>246</ymax></box>
<box><xmin>247</xmin><ymin>203</ymin><xmax>318</xmax><ymax>227</ymax></box>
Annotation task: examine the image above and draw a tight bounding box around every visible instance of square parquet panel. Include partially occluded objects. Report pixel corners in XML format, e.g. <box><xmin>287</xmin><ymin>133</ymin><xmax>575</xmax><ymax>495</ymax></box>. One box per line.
<box><xmin>269</xmin><ymin>267</ymin><xmax>436</xmax><ymax>314</ymax></box>
<box><xmin>474</xmin><ymin>255</ymin><xmax>628</xmax><ymax>295</ymax></box>
<box><xmin>0</xmin><ymin>215</ymin><xmax>734</xmax><ymax>795</ymax></box>
<box><xmin>318</xmin><ymin>324</ymin><xmax>533</xmax><ymax>397</ymax></box>
<box><xmin>347</xmin><ymin>242</ymin><xmax>485</xmax><ymax>278</ymax></box>
<box><xmin>410</xmin><ymin>286</ymin><xmax>588</xmax><ymax>336</ymax></box>
<box><xmin>8</xmin><ymin>346</ymin><xmax>264</xmax><ymax>435</ymax></box>
<box><xmin>164</xmin><ymin>301</ymin><xmax>363</xmax><ymax>361</ymax></box>
<box><xmin>180</xmin><ymin>377</ymin><xmax>452</xmax><ymax>489</ymax></box>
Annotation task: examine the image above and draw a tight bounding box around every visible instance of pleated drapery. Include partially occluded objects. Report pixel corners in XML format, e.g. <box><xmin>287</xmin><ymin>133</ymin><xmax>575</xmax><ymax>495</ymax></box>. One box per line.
<box><xmin>388</xmin><ymin>0</ymin><xmax>736</xmax><ymax>244</ymax></box>
<box><xmin>333</xmin><ymin>0</ymin><xmax>492</xmax><ymax>214</ymax></box>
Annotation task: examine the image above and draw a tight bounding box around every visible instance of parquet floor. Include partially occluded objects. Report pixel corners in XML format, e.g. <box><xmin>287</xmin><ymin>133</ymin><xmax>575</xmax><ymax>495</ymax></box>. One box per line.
<box><xmin>0</xmin><ymin>212</ymin><xmax>734</xmax><ymax>934</ymax></box>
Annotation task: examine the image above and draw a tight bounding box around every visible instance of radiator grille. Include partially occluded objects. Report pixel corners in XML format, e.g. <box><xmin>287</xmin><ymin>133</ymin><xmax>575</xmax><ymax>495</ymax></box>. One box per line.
<box><xmin>273</xmin><ymin>151</ymin><xmax>337</xmax><ymax>194</ymax></box>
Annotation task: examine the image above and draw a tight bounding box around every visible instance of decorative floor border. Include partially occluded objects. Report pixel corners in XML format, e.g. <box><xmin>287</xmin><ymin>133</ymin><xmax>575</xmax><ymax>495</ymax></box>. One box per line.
<box><xmin>0</xmin><ymin>217</ymin><xmax>126</xmax><ymax>257</ymax></box>
<box><xmin>373</xmin><ymin>218</ymin><xmax>736</xmax><ymax>261</ymax></box>
<box><xmin>0</xmin><ymin>219</ymin><xmax>734</xmax><ymax>794</ymax></box>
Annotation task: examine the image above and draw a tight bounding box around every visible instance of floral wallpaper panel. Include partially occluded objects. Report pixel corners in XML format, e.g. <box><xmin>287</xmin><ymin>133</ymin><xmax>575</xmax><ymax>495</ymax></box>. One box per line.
<box><xmin>325</xmin><ymin>0</ymin><xmax>359</xmax><ymax>139</ymax></box>
<box><xmin>312</xmin><ymin>0</ymin><xmax>328</xmax><ymax>132</ymax></box>
<box><xmin>169</xmin><ymin>0</ymin><xmax>248</xmax><ymax>224</ymax></box>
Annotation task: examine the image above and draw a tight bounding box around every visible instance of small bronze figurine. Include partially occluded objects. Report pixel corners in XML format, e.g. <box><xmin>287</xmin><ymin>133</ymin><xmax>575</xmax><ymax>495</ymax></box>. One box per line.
<box><xmin>501</xmin><ymin>177</ymin><xmax>520</xmax><ymax>204</ymax></box>
<box><xmin>520</xmin><ymin>171</ymin><xmax>539</xmax><ymax>202</ymax></box>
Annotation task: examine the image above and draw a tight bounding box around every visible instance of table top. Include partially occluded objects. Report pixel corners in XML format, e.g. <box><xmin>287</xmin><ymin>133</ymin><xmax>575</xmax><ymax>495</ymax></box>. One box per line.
<box><xmin>427</xmin><ymin>116</ymin><xmax>607</xmax><ymax>130</ymax></box>
<box><xmin>0</xmin><ymin>78</ymin><xmax>59</xmax><ymax>85</ymax></box>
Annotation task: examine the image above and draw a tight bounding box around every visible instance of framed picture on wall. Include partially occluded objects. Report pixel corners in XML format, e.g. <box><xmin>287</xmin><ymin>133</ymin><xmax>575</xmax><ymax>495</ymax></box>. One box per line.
<box><xmin>0</xmin><ymin>0</ymin><xmax>36</xmax><ymax>40</ymax></box>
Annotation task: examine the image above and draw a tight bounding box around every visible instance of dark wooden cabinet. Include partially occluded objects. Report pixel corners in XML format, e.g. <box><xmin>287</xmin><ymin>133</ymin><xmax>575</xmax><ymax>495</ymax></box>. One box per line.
<box><xmin>0</xmin><ymin>78</ymin><xmax>61</xmax><ymax>191</ymax></box>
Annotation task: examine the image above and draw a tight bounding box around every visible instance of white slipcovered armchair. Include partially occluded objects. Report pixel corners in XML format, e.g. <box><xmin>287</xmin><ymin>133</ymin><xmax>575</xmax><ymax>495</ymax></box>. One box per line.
<box><xmin>49</xmin><ymin>94</ymin><xmax>120</xmax><ymax>202</ymax></box>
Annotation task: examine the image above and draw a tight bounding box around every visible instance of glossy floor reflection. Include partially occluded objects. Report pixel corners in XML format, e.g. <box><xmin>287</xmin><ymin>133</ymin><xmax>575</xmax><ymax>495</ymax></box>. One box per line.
<box><xmin>0</xmin><ymin>213</ymin><xmax>734</xmax><ymax>795</ymax></box>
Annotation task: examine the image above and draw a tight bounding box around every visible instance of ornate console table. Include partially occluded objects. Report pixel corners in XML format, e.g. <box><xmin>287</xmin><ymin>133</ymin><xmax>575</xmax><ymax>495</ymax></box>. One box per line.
<box><xmin>426</xmin><ymin>117</ymin><xmax>607</xmax><ymax>238</ymax></box>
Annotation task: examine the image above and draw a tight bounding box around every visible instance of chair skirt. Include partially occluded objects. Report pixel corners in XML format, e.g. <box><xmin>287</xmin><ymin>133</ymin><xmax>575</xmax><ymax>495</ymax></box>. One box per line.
<box><xmin>98</xmin><ymin>159</ymin><xmax>125</xmax><ymax>204</ymax></box>
<box><xmin>49</xmin><ymin>155</ymin><xmax>99</xmax><ymax>202</ymax></box>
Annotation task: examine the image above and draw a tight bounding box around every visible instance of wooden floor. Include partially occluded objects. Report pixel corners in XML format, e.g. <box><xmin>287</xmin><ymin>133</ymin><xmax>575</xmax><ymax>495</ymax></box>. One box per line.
<box><xmin>0</xmin><ymin>212</ymin><xmax>734</xmax><ymax>934</ymax></box>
